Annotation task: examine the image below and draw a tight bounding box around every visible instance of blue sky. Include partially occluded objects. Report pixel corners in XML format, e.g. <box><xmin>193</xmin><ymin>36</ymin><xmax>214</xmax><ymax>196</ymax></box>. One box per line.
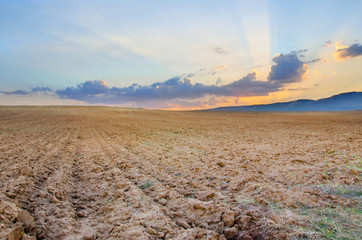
<box><xmin>1</xmin><ymin>0</ymin><xmax>362</xmax><ymax>109</ymax></box>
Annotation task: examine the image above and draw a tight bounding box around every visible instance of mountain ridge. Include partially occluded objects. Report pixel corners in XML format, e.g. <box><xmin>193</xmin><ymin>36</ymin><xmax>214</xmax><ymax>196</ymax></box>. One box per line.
<box><xmin>202</xmin><ymin>91</ymin><xmax>362</xmax><ymax>112</ymax></box>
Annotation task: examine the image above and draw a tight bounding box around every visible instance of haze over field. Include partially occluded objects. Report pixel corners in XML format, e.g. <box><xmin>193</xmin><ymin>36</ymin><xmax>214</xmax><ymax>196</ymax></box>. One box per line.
<box><xmin>1</xmin><ymin>0</ymin><xmax>362</xmax><ymax>109</ymax></box>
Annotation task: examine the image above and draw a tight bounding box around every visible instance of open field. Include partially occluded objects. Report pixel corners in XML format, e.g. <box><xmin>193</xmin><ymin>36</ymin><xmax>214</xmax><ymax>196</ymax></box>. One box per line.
<box><xmin>0</xmin><ymin>106</ymin><xmax>361</xmax><ymax>240</ymax></box>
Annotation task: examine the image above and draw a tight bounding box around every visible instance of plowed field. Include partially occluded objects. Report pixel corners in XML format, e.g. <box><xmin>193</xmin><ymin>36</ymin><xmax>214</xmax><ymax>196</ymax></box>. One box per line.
<box><xmin>0</xmin><ymin>107</ymin><xmax>361</xmax><ymax>239</ymax></box>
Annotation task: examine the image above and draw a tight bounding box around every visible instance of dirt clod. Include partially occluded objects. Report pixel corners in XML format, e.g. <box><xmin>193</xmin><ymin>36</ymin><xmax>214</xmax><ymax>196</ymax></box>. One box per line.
<box><xmin>224</xmin><ymin>227</ymin><xmax>238</xmax><ymax>239</ymax></box>
<box><xmin>0</xmin><ymin>200</ymin><xmax>19</xmax><ymax>223</ymax></box>
<box><xmin>2</xmin><ymin>224</ymin><xmax>24</xmax><ymax>240</ymax></box>
<box><xmin>222</xmin><ymin>210</ymin><xmax>235</xmax><ymax>227</ymax></box>
<box><xmin>176</xmin><ymin>219</ymin><xmax>191</xmax><ymax>229</ymax></box>
<box><xmin>16</xmin><ymin>210</ymin><xmax>36</xmax><ymax>234</ymax></box>
<box><xmin>19</xmin><ymin>166</ymin><xmax>34</xmax><ymax>177</ymax></box>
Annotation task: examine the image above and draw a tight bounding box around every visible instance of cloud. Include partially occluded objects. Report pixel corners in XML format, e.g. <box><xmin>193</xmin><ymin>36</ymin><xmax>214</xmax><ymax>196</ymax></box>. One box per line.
<box><xmin>222</xmin><ymin>71</ymin><xmax>279</xmax><ymax>96</ymax></box>
<box><xmin>55</xmin><ymin>52</ymin><xmax>311</xmax><ymax>104</ymax></box>
<box><xmin>214</xmin><ymin>65</ymin><xmax>228</xmax><ymax>71</ymax></box>
<box><xmin>55</xmin><ymin>71</ymin><xmax>282</xmax><ymax>104</ymax></box>
<box><xmin>268</xmin><ymin>53</ymin><xmax>309</xmax><ymax>84</ymax></box>
<box><xmin>334</xmin><ymin>42</ymin><xmax>362</xmax><ymax>60</ymax></box>
<box><xmin>56</xmin><ymin>80</ymin><xmax>108</xmax><ymax>100</ymax></box>
<box><xmin>204</xmin><ymin>65</ymin><xmax>228</xmax><ymax>76</ymax></box>
<box><xmin>3</xmin><ymin>51</ymin><xmax>310</xmax><ymax>106</ymax></box>
<box><xmin>57</xmin><ymin>78</ymin><xmax>206</xmax><ymax>102</ymax></box>
<box><xmin>0</xmin><ymin>87</ymin><xmax>52</xmax><ymax>95</ymax></box>
<box><xmin>214</xmin><ymin>47</ymin><xmax>229</xmax><ymax>55</ymax></box>
<box><xmin>292</xmin><ymin>49</ymin><xmax>308</xmax><ymax>54</ymax></box>
<box><xmin>0</xmin><ymin>90</ymin><xmax>30</xmax><ymax>95</ymax></box>
<box><xmin>185</xmin><ymin>65</ymin><xmax>229</xmax><ymax>78</ymax></box>
<box><xmin>306</xmin><ymin>58</ymin><xmax>320</xmax><ymax>64</ymax></box>
<box><xmin>31</xmin><ymin>87</ymin><xmax>52</xmax><ymax>93</ymax></box>
<box><xmin>325</xmin><ymin>40</ymin><xmax>332</xmax><ymax>47</ymax></box>
<box><xmin>216</xmin><ymin>78</ymin><xmax>222</xmax><ymax>85</ymax></box>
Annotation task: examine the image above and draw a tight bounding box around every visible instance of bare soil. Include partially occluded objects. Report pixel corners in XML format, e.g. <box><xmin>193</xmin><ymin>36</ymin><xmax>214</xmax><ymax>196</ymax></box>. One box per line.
<box><xmin>0</xmin><ymin>106</ymin><xmax>361</xmax><ymax>239</ymax></box>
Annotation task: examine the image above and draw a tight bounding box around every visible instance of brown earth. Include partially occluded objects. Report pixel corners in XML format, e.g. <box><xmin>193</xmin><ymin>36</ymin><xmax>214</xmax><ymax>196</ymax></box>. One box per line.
<box><xmin>0</xmin><ymin>106</ymin><xmax>361</xmax><ymax>239</ymax></box>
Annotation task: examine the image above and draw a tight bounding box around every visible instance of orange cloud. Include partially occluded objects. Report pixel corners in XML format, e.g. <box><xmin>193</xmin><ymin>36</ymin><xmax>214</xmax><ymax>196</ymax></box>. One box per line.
<box><xmin>214</xmin><ymin>65</ymin><xmax>228</xmax><ymax>71</ymax></box>
<box><xmin>251</xmin><ymin>69</ymin><xmax>258</xmax><ymax>77</ymax></box>
<box><xmin>333</xmin><ymin>42</ymin><xmax>362</xmax><ymax>60</ymax></box>
<box><xmin>301</xmin><ymin>64</ymin><xmax>309</xmax><ymax>80</ymax></box>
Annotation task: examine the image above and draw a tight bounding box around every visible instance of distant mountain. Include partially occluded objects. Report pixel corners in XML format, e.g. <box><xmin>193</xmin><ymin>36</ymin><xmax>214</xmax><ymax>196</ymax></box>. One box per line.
<box><xmin>203</xmin><ymin>92</ymin><xmax>362</xmax><ymax>112</ymax></box>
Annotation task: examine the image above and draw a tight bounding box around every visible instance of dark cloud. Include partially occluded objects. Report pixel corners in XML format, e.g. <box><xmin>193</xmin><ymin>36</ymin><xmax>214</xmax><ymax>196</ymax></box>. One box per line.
<box><xmin>334</xmin><ymin>43</ymin><xmax>362</xmax><ymax>60</ymax></box>
<box><xmin>306</xmin><ymin>58</ymin><xmax>320</xmax><ymax>64</ymax></box>
<box><xmin>2</xmin><ymin>51</ymin><xmax>309</xmax><ymax>105</ymax></box>
<box><xmin>221</xmin><ymin>71</ymin><xmax>280</xmax><ymax>96</ymax></box>
<box><xmin>56</xmin><ymin>72</ymin><xmax>281</xmax><ymax>103</ymax></box>
<box><xmin>56</xmin><ymin>80</ymin><xmax>108</xmax><ymax>100</ymax></box>
<box><xmin>0</xmin><ymin>90</ymin><xmax>30</xmax><ymax>95</ymax></box>
<box><xmin>0</xmin><ymin>86</ymin><xmax>52</xmax><ymax>95</ymax></box>
<box><xmin>325</xmin><ymin>40</ymin><xmax>332</xmax><ymax>47</ymax></box>
<box><xmin>110</xmin><ymin>77</ymin><xmax>219</xmax><ymax>101</ymax></box>
<box><xmin>57</xmin><ymin>78</ymin><xmax>201</xmax><ymax>102</ymax></box>
<box><xmin>31</xmin><ymin>86</ymin><xmax>52</xmax><ymax>93</ymax></box>
<box><xmin>216</xmin><ymin>78</ymin><xmax>222</xmax><ymax>85</ymax></box>
<box><xmin>292</xmin><ymin>49</ymin><xmax>308</xmax><ymax>54</ymax></box>
<box><xmin>56</xmin><ymin>52</ymin><xmax>310</xmax><ymax>104</ymax></box>
<box><xmin>268</xmin><ymin>53</ymin><xmax>308</xmax><ymax>84</ymax></box>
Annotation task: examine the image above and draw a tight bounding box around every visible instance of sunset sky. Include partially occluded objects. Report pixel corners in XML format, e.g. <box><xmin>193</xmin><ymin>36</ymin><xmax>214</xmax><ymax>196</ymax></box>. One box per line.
<box><xmin>1</xmin><ymin>0</ymin><xmax>362</xmax><ymax>109</ymax></box>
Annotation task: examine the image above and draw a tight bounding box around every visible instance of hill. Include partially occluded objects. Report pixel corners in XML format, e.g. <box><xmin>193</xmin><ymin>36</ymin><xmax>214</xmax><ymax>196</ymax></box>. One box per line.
<box><xmin>204</xmin><ymin>91</ymin><xmax>362</xmax><ymax>111</ymax></box>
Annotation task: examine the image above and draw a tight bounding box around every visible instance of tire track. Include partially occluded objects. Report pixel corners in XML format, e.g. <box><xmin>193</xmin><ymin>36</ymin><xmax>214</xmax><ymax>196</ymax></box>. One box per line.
<box><xmin>21</xmin><ymin>125</ymin><xmax>81</xmax><ymax>239</ymax></box>
<box><xmin>64</xmin><ymin>125</ymin><xmax>187</xmax><ymax>239</ymax></box>
<box><xmin>89</xmin><ymin>127</ymin><xmax>238</xmax><ymax>239</ymax></box>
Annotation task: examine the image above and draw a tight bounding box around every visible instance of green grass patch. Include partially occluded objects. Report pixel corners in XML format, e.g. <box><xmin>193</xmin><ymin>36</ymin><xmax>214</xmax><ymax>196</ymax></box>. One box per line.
<box><xmin>264</xmin><ymin>198</ymin><xmax>361</xmax><ymax>239</ymax></box>
<box><xmin>139</xmin><ymin>180</ymin><xmax>153</xmax><ymax>190</ymax></box>
<box><xmin>288</xmin><ymin>205</ymin><xmax>361</xmax><ymax>240</ymax></box>
<box><xmin>315</xmin><ymin>184</ymin><xmax>362</xmax><ymax>199</ymax></box>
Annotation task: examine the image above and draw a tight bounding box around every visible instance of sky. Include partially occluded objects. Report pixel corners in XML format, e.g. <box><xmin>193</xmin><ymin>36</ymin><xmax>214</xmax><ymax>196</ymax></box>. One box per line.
<box><xmin>0</xmin><ymin>0</ymin><xmax>362</xmax><ymax>110</ymax></box>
